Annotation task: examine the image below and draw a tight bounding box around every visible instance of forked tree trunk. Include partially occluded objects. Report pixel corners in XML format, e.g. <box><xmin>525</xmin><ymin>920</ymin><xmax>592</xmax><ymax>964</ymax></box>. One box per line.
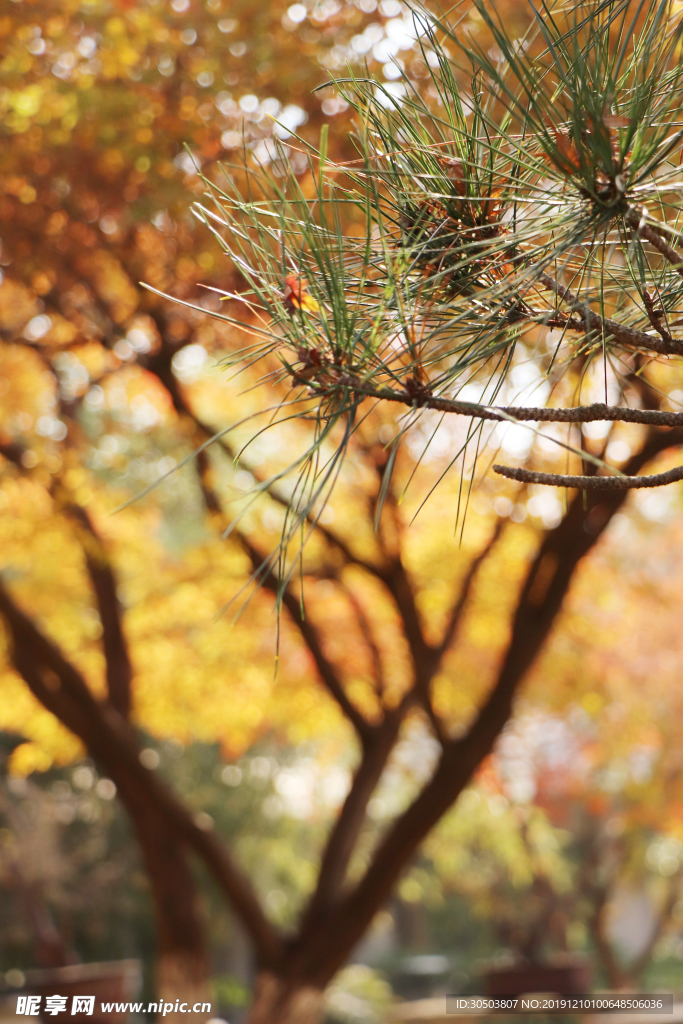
<box><xmin>245</xmin><ymin>973</ymin><xmax>325</xmax><ymax>1024</ymax></box>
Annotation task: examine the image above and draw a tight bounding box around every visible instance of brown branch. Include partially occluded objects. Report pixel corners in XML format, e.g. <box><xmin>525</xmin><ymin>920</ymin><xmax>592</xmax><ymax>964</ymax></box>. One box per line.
<box><xmin>305</xmin><ymin>373</ymin><xmax>683</xmax><ymax>426</ymax></box>
<box><xmin>0</xmin><ymin>580</ymin><xmax>282</xmax><ymax>967</ymax></box>
<box><xmin>402</xmin><ymin>519</ymin><xmax>506</xmax><ymax>745</ymax></box>
<box><xmin>239</xmin><ymin>536</ymin><xmax>373</xmax><ymax>740</ymax></box>
<box><xmin>0</xmin><ymin>441</ymin><xmax>134</xmax><ymax>718</ymax></box>
<box><xmin>642</xmin><ymin>288</ymin><xmax>673</xmax><ymax>345</ymax></box>
<box><xmin>300</xmin><ymin>714</ymin><xmax>402</xmax><ymax>929</ymax></box>
<box><xmin>361</xmin><ymin>469</ymin><xmax>449</xmax><ymax>742</ymax></box>
<box><xmin>538</xmin><ymin>271</ymin><xmax>683</xmax><ymax>357</ymax></box>
<box><xmin>336</xmin><ymin>581</ymin><xmax>384</xmax><ymax>696</ymax></box>
<box><xmin>0</xmin><ymin>431</ymin><xmax>133</xmax><ymax>718</ymax></box>
<box><xmin>61</xmin><ymin>500</ymin><xmax>133</xmax><ymax>719</ymax></box>
<box><xmin>383</xmin><ymin>565</ymin><xmax>432</xmax><ymax>669</ymax></box>
<box><xmin>367</xmin><ymin>479</ymin><xmax>450</xmax><ymax>743</ymax></box>
<box><xmin>381</xmin><ymin>557</ymin><xmax>447</xmax><ymax>737</ymax></box>
<box><xmin>280</xmin><ymin>587</ymin><xmax>371</xmax><ymax>736</ymax></box>
<box><xmin>626</xmin><ymin>210</ymin><xmax>683</xmax><ymax>279</ymax></box>
<box><xmin>435</xmin><ymin>518</ymin><xmax>505</xmax><ymax>661</ymax></box>
<box><xmin>293</xmin><ymin>428</ymin><xmax>682</xmax><ymax>986</ymax></box>
<box><xmin>493</xmin><ymin>461</ymin><xmax>683</xmax><ymax>489</ymax></box>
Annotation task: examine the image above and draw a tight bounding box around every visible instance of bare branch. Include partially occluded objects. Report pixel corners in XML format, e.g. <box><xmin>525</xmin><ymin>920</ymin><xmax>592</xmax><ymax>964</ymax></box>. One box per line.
<box><xmin>363</xmin><ymin>478</ymin><xmax>449</xmax><ymax>741</ymax></box>
<box><xmin>301</xmin><ymin>714</ymin><xmax>402</xmax><ymax>927</ymax></box>
<box><xmin>0</xmin><ymin>441</ymin><xmax>134</xmax><ymax>718</ymax></box>
<box><xmin>626</xmin><ymin>210</ymin><xmax>683</xmax><ymax>279</ymax></box>
<box><xmin>238</xmin><ymin>536</ymin><xmax>373</xmax><ymax>740</ymax></box>
<box><xmin>0</xmin><ymin>579</ymin><xmax>283</xmax><ymax>967</ymax></box>
<box><xmin>493</xmin><ymin>461</ymin><xmax>683</xmax><ymax>489</ymax></box>
<box><xmin>435</xmin><ymin>518</ymin><xmax>505</xmax><ymax>661</ymax></box>
<box><xmin>62</xmin><ymin>501</ymin><xmax>133</xmax><ymax>719</ymax></box>
<box><xmin>642</xmin><ymin>288</ymin><xmax>673</xmax><ymax>346</ymax></box>
<box><xmin>336</xmin><ymin>581</ymin><xmax>384</xmax><ymax>697</ymax></box>
<box><xmin>538</xmin><ymin>272</ymin><xmax>683</xmax><ymax>357</ymax></box>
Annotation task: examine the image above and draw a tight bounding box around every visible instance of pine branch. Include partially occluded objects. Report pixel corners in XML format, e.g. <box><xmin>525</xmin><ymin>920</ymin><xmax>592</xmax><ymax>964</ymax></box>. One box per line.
<box><xmin>301</xmin><ymin>374</ymin><xmax>683</xmax><ymax>427</ymax></box>
<box><xmin>626</xmin><ymin>210</ymin><xmax>683</xmax><ymax>279</ymax></box>
<box><xmin>538</xmin><ymin>272</ymin><xmax>683</xmax><ymax>357</ymax></box>
<box><xmin>494</xmin><ymin>461</ymin><xmax>683</xmax><ymax>489</ymax></box>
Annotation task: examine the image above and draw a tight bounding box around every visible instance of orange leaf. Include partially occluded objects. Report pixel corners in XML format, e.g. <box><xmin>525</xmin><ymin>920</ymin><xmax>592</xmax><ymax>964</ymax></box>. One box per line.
<box><xmin>440</xmin><ymin>157</ymin><xmax>467</xmax><ymax>196</ymax></box>
<box><xmin>284</xmin><ymin>274</ymin><xmax>320</xmax><ymax>314</ymax></box>
<box><xmin>551</xmin><ymin>129</ymin><xmax>581</xmax><ymax>175</ymax></box>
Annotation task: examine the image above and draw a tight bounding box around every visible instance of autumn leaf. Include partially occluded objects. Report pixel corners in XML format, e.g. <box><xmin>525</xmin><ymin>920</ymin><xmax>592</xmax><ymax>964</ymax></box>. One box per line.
<box><xmin>439</xmin><ymin>157</ymin><xmax>468</xmax><ymax>197</ymax></box>
<box><xmin>550</xmin><ymin>128</ymin><xmax>582</xmax><ymax>175</ymax></box>
<box><xmin>283</xmin><ymin>275</ymin><xmax>320</xmax><ymax>315</ymax></box>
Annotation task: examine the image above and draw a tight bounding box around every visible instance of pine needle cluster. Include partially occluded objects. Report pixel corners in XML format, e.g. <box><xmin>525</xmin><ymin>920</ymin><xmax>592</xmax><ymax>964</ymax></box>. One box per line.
<box><xmin>152</xmin><ymin>0</ymin><xmax>683</xmax><ymax>570</ymax></box>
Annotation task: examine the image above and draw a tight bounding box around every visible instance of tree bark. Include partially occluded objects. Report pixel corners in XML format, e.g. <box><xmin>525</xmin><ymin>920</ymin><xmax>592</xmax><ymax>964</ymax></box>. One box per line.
<box><xmin>125</xmin><ymin>800</ymin><xmax>212</xmax><ymax>1016</ymax></box>
<box><xmin>245</xmin><ymin>973</ymin><xmax>324</xmax><ymax>1024</ymax></box>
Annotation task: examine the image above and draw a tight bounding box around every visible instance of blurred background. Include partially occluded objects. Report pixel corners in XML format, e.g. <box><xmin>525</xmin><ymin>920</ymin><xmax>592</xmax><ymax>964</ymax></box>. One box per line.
<box><xmin>2</xmin><ymin>0</ymin><xmax>683</xmax><ymax>1020</ymax></box>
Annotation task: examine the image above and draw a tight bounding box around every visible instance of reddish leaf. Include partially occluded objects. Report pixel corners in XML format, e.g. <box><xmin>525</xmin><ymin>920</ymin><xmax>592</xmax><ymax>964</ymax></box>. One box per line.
<box><xmin>284</xmin><ymin>274</ymin><xmax>320</xmax><ymax>314</ymax></box>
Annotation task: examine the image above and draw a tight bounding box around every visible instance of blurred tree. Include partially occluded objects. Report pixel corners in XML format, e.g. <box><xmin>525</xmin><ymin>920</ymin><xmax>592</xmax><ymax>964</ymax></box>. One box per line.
<box><xmin>0</xmin><ymin>740</ymin><xmax>149</xmax><ymax>977</ymax></box>
<box><xmin>1</xmin><ymin>0</ymin><xmax>491</xmax><ymax>1009</ymax></box>
<box><xmin>524</xmin><ymin>507</ymin><xmax>683</xmax><ymax>987</ymax></box>
<box><xmin>424</xmin><ymin>514</ymin><xmax>683</xmax><ymax>988</ymax></box>
<box><xmin>148</xmin><ymin>0</ymin><xmax>683</xmax><ymax>1014</ymax></box>
<box><xmin>0</xmin><ymin>738</ymin><xmax>340</xmax><ymax>1014</ymax></box>
<box><xmin>3</xmin><ymin>0</ymin><xmax>683</xmax><ymax>1021</ymax></box>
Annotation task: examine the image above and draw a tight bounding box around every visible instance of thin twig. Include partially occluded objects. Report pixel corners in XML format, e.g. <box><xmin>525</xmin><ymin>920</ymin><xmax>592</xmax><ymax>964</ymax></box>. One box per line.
<box><xmin>626</xmin><ymin>209</ymin><xmax>683</xmax><ymax>279</ymax></box>
<box><xmin>239</xmin><ymin>535</ymin><xmax>373</xmax><ymax>739</ymax></box>
<box><xmin>538</xmin><ymin>272</ymin><xmax>683</xmax><ymax>357</ymax></box>
<box><xmin>435</xmin><ymin>518</ymin><xmax>505</xmax><ymax>661</ymax></box>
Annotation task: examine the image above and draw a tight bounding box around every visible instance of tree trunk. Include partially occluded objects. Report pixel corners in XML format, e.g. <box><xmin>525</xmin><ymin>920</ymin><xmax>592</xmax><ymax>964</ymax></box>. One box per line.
<box><xmin>124</xmin><ymin>799</ymin><xmax>212</xmax><ymax>1019</ymax></box>
<box><xmin>245</xmin><ymin>974</ymin><xmax>325</xmax><ymax>1024</ymax></box>
<box><xmin>156</xmin><ymin>953</ymin><xmax>213</xmax><ymax>1019</ymax></box>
